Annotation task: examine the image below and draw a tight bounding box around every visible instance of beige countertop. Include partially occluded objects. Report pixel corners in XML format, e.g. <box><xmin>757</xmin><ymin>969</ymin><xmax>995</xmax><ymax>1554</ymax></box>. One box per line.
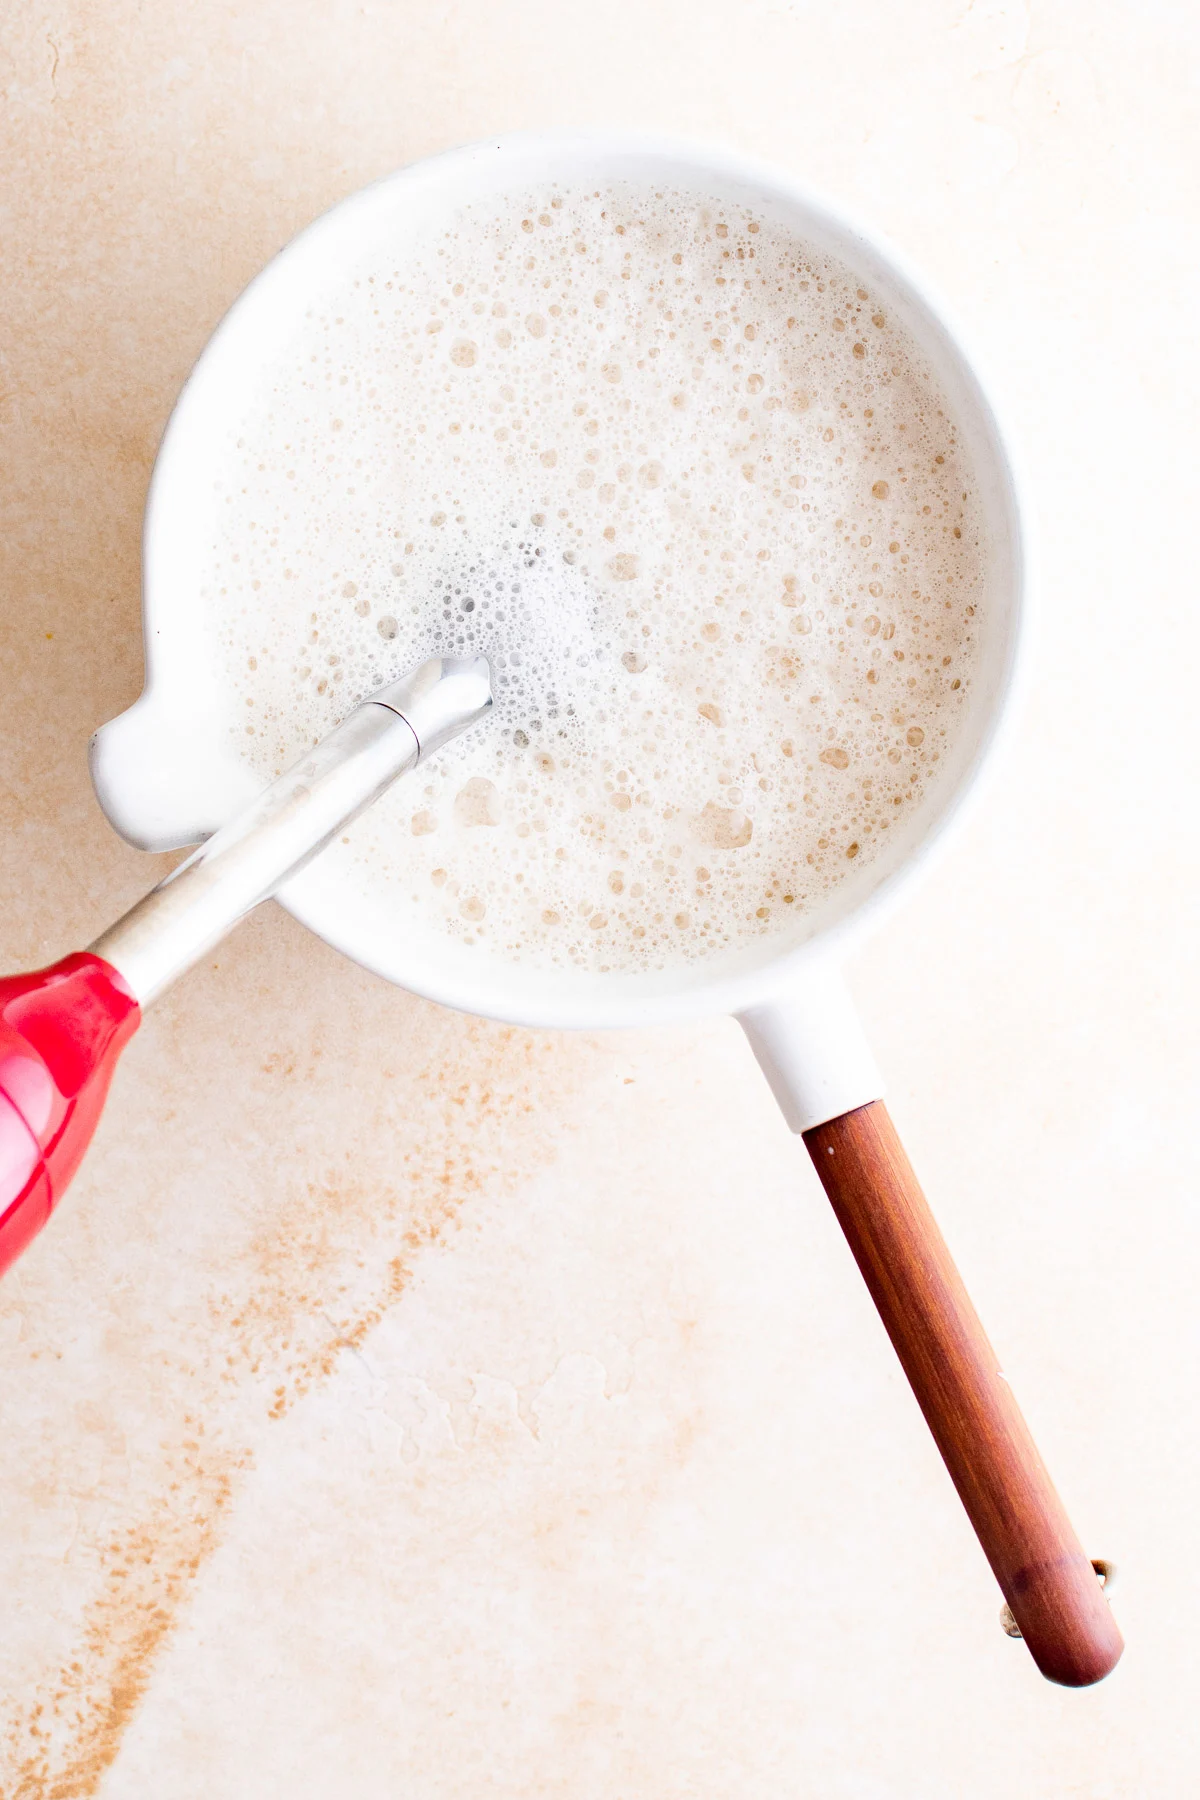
<box><xmin>2</xmin><ymin>2</ymin><xmax>1197</xmax><ymax>1793</ymax></box>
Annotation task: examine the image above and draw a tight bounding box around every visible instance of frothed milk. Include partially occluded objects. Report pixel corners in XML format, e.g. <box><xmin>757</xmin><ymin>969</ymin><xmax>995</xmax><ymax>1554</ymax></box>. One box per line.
<box><xmin>204</xmin><ymin>184</ymin><xmax>986</xmax><ymax>975</ymax></box>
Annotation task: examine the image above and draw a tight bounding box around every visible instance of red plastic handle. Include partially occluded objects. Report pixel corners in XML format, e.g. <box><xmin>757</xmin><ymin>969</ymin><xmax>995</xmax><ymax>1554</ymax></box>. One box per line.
<box><xmin>0</xmin><ymin>953</ymin><xmax>140</xmax><ymax>1276</ymax></box>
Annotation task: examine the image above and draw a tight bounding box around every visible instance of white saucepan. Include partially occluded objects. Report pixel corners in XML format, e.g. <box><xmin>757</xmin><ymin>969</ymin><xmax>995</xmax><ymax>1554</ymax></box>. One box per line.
<box><xmin>0</xmin><ymin>134</ymin><xmax>1120</xmax><ymax>1685</ymax></box>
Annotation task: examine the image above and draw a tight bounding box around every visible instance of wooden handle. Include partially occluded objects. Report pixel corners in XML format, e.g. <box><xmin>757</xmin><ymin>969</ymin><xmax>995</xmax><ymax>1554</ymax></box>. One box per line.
<box><xmin>803</xmin><ymin>1100</ymin><xmax>1122</xmax><ymax>1687</ymax></box>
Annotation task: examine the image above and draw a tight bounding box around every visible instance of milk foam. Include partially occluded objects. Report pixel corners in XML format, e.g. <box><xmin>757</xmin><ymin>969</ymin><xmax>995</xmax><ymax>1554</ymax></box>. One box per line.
<box><xmin>204</xmin><ymin>184</ymin><xmax>986</xmax><ymax>974</ymax></box>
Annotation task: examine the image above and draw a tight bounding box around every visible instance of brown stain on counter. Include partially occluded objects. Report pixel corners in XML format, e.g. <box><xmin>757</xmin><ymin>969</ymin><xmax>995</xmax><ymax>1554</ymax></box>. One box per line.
<box><xmin>11</xmin><ymin>1441</ymin><xmax>242</xmax><ymax>1800</ymax></box>
<box><xmin>2</xmin><ymin>1006</ymin><xmax>599</xmax><ymax>1796</ymax></box>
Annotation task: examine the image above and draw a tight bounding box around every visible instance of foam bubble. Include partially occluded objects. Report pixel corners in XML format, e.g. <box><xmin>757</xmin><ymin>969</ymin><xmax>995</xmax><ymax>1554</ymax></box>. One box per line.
<box><xmin>203</xmin><ymin>184</ymin><xmax>987</xmax><ymax>975</ymax></box>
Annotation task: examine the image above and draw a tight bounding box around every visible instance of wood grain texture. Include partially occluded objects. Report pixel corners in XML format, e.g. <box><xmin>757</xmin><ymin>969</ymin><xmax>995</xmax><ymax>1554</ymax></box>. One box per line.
<box><xmin>803</xmin><ymin>1101</ymin><xmax>1123</xmax><ymax>1687</ymax></box>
